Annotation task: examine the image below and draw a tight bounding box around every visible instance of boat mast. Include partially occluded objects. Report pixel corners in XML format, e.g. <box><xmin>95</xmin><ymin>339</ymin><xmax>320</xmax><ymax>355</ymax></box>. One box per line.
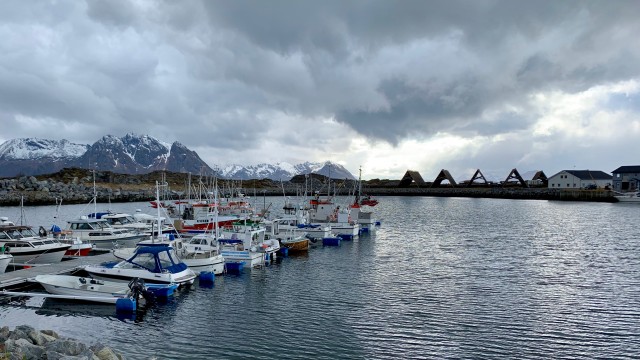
<box><xmin>214</xmin><ymin>178</ymin><xmax>219</xmax><ymax>239</ymax></box>
<box><xmin>156</xmin><ymin>181</ymin><xmax>162</xmax><ymax>242</ymax></box>
<box><xmin>92</xmin><ymin>169</ymin><xmax>97</xmax><ymax>216</ymax></box>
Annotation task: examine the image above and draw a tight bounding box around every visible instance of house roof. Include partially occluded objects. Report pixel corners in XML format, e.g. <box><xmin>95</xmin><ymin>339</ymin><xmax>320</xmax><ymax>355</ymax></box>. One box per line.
<box><xmin>564</xmin><ymin>170</ymin><xmax>612</xmax><ymax>180</ymax></box>
<box><xmin>612</xmin><ymin>165</ymin><xmax>640</xmax><ymax>174</ymax></box>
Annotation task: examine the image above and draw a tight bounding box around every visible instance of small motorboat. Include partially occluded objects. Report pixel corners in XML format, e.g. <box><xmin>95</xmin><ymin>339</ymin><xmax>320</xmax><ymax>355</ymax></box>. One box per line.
<box><xmin>0</xmin><ymin>218</ymin><xmax>71</xmax><ymax>265</ymax></box>
<box><xmin>34</xmin><ymin>275</ymin><xmax>178</xmax><ymax>304</ymax></box>
<box><xmin>85</xmin><ymin>245</ymin><xmax>197</xmax><ymax>286</ymax></box>
<box><xmin>35</xmin><ymin>274</ymin><xmax>133</xmax><ymax>304</ymax></box>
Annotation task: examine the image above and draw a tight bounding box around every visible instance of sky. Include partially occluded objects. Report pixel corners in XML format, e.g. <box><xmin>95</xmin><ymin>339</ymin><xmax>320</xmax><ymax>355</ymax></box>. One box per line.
<box><xmin>1</xmin><ymin>0</ymin><xmax>639</xmax><ymax>180</ymax></box>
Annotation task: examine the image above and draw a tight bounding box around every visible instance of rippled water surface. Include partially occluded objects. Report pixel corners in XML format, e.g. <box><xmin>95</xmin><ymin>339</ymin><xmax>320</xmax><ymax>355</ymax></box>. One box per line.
<box><xmin>1</xmin><ymin>197</ymin><xmax>640</xmax><ymax>359</ymax></box>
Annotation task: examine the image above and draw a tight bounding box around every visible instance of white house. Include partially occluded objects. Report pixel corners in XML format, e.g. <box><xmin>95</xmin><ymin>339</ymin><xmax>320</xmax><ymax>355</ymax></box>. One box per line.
<box><xmin>547</xmin><ymin>170</ymin><xmax>612</xmax><ymax>189</ymax></box>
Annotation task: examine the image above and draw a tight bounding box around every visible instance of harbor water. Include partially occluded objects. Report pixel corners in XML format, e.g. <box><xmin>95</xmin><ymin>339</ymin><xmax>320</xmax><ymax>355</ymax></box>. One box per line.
<box><xmin>1</xmin><ymin>196</ymin><xmax>640</xmax><ymax>359</ymax></box>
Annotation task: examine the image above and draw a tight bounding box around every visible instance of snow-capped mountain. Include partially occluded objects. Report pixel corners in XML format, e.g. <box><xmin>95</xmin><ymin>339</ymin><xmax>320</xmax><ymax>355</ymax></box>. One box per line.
<box><xmin>0</xmin><ymin>134</ymin><xmax>356</xmax><ymax>180</ymax></box>
<box><xmin>0</xmin><ymin>134</ymin><xmax>213</xmax><ymax>177</ymax></box>
<box><xmin>219</xmin><ymin>161</ymin><xmax>355</xmax><ymax>180</ymax></box>
<box><xmin>0</xmin><ymin>138</ymin><xmax>90</xmax><ymax>177</ymax></box>
<box><xmin>0</xmin><ymin>138</ymin><xmax>88</xmax><ymax>160</ymax></box>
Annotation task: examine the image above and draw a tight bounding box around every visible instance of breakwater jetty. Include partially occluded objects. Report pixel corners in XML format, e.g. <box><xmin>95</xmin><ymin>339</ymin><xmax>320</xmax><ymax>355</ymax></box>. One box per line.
<box><xmin>0</xmin><ymin>168</ymin><xmax>616</xmax><ymax>206</ymax></box>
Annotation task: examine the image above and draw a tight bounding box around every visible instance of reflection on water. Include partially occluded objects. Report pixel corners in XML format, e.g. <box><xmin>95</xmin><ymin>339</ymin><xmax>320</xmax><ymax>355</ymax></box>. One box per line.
<box><xmin>1</xmin><ymin>197</ymin><xmax>639</xmax><ymax>359</ymax></box>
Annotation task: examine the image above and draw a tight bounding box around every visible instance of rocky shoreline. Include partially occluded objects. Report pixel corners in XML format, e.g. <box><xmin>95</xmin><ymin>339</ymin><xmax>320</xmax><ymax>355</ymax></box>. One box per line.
<box><xmin>0</xmin><ymin>325</ymin><xmax>124</xmax><ymax>359</ymax></box>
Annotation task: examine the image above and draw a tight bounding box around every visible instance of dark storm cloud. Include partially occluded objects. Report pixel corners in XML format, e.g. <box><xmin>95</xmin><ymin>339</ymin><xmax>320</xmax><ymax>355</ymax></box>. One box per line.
<box><xmin>202</xmin><ymin>0</ymin><xmax>640</xmax><ymax>144</ymax></box>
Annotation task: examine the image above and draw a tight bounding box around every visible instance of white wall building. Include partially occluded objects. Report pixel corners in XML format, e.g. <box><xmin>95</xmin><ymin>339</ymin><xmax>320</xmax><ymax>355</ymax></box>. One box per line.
<box><xmin>547</xmin><ymin>170</ymin><xmax>612</xmax><ymax>189</ymax></box>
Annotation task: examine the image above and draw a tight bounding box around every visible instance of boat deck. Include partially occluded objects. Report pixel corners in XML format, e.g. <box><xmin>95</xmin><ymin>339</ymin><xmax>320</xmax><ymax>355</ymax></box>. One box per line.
<box><xmin>0</xmin><ymin>252</ymin><xmax>117</xmax><ymax>290</ymax></box>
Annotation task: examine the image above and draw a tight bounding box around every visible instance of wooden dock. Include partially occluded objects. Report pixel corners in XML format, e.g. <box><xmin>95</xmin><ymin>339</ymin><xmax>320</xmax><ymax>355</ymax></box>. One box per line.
<box><xmin>0</xmin><ymin>252</ymin><xmax>117</xmax><ymax>290</ymax></box>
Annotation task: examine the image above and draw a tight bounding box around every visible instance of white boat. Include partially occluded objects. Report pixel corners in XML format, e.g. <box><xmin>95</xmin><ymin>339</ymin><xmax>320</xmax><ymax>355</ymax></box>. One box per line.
<box><xmin>85</xmin><ymin>245</ymin><xmax>196</xmax><ymax>286</ymax></box>
<box><xmin>0</xmin><ymin>253</ymin><xmax>12</xmax><ymax>274</ymax></box>
<box><xmin>114</xmin><ymin>234</ymin><xmax>226</xmax><ymax>275</ymax></box>
<box><xmin>35</xmin><ymin>274</ymin><xmax>133</xmax><ymax>304</ymax></box>
<box><xmin>614</xmin><ymin>191</ymin><xmax>640</xmax><ymax>203</ymax></box>
<box><xmin>263</xmin><ymin>218</ymin><xmax>310</xmax><ymax>252</ymax></box>
<box><xmin>66</xmin><ymin>216</ymin><xmax>147</xmax><ymax>249</ymax></box>
<box><xmin>0</xmin><ymin>218</ymin><xmax>71</xmax><ymax>265</ymax></box>
<box><xmin>308</xmin><ymin>198</ymin><xmax>360</xmax><ymax>240</ymax></box>
<box><xmin>182</xmin><ymin>234</ymin><xmax>225</xmax><ymax>274</ymax></box>
<box><xmin>218</xmin><ymin>223</ymin><xmax>267</xmax><ymax>268</ymax></box>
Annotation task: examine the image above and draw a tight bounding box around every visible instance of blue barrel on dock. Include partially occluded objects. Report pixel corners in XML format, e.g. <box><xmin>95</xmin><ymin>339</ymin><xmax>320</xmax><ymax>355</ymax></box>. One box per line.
<box><xmin>115</xmin><ymin>297</ymin><xmax>136</xmax><ymax>313</ymax></box>
<box><xmin>322</xmin><ymin>237</ymin><xmax>341</xmax><ymax>246</ymax></box>
<box><xmin>225</xmin><ymin>261</ymin><xmax>244</xmax><ymax>274</ymax></box>
<box><xmin>199</xmin><ymin>271</ymin><xmax>215</xmax><ymax>287</ymax></box>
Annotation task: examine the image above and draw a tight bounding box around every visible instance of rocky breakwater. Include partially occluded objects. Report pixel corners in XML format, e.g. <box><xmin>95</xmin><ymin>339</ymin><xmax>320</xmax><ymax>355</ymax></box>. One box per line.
<box><xmin>0</xmin><ymin>325</ymin><xmax>124</xmax><ymax>359</ymax></box>
<box><xmin>0</xmin><ymin>175</ymin><xmax>155</xmax><ymax>206</ymax></box>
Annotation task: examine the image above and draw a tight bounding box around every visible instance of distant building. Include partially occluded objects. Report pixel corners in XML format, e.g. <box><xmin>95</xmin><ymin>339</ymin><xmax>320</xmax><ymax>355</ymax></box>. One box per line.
<box><xmin>547</xmin><ymin>170</ymin><xmax>612</xmax><ymax>189</ymax></box>
<box><xmin>611</xmin><ymin>165</ymin><xmax>640</xmax><ymax>192</ymax></box>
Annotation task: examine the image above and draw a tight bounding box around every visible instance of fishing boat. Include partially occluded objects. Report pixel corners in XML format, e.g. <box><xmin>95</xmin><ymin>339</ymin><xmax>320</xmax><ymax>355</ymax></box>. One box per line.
<box><xmin>0</xmin><ymin>217</ymin><xmax>71</xmax><ymax>265</ymax></box>
<box><xmin>308</xmin><ymin>197</ymin><xmax>360</xmax><ymax>240</ymax></box>
<box><xmin>218</xmin><ymin>222</ymin><xmax>267</xmax><ymax>268</ymax></box>
<box><xmin>84</xmin><ymin>245</ymin><xmax>197</xmax><ymax>286</ymax></box>
<box><xmin>348</xmin><ymin>167</ymin><xmax>380</xmax><ymax>231</ymax></box>
<box><xmin>263</xmin><ymin>218</ymin><xmax>310</xmax><ymax>252</ymax></box>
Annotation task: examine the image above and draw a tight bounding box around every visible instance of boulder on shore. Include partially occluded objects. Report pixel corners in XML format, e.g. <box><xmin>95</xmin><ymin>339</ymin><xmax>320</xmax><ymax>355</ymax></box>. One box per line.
<box><xmin>0</xmin><ymin>325</ymin><xmax>125</xmax><ymax>360</ymax></box>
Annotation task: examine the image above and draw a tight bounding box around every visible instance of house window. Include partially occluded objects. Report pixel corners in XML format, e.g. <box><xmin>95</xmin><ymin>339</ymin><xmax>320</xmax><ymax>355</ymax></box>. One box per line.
<box><xmin>567</xmin><ymin>184</ymin><xmax>570</xmax><ymax>187</ymax></box>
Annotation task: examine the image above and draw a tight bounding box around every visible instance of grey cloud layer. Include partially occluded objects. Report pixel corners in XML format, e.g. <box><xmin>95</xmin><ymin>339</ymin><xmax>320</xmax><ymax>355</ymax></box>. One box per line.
<box><xmin>0</xmin><ymin>0</ymin><xmax>638</xmax><ymax>150</ymax></box>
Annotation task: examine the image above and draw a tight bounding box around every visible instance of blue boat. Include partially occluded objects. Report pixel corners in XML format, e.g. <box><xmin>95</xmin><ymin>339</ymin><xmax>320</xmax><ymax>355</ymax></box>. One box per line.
<box><xmin>84</xmin><ymin>245</ymin><xmax>196</xmax><ymax>286</ymax></box>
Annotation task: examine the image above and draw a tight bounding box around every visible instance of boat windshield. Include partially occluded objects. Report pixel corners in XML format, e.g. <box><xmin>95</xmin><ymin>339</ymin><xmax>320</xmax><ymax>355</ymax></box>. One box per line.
<box><xmin>121</xmin><ymin>249</ymin><xmax>180</xmax><ymax>272</ymax></box>
<box><xmin>188</xmin><ymin>238</ymin><xmax>208</xmax><ymax>245</ymax></box>
<box><xmin>2</xmin><ymin>228</ymin><xmax>37</xmax><ymax>239</ymax></box>
<box><xmin>159</xmin><ymin>249</ymin><xmax>179</xmax><ymax>268</ymax></box>
<box><xmin>121</xmin><ymin>253</ymin><xmax>158</xmax><ymax>272</ymax></box>
<box><xmin>106</xmin><ymin>215</ymin><xmax>136</xmax><ymax>225</ymax></box>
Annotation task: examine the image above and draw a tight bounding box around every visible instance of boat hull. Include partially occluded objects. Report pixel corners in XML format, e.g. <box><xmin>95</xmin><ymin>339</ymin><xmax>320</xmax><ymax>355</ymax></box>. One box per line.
<box><xmin>64</xmin><ymin>245</ymin><xmax>93</xmax><ymax>257</ymax></box>
<box><xmin>9</xmin><ymin>246</ymin><xmax>70</xmax><ymax>265</ymax></box>
<box><xmin>35</xmin><ymin>275</ymin><xmax>129</xmax><ymax>304</ymax></box>
<box><xmin>282</xmin><ymin>239</ymin><xmax>310</xmax><ymax>252</ymax></box>
<box><xmin>84</xmin><ymin>266</ymin><xmax>196</xmax><ymax>285</ymax></box>
<box><xmin>85</xmin><ymin>235</ymin><xmax>147</xmax><ymax>250</ymax></box>
<box><xmin>220</xmin><ymin>250</ymin><xmax>265</xmax><ymax>268</ymax></box>
<box><xmin>183</xmin><ymin>255</ymin><xmax>225</xmax><ymax>275</ymax></box>
<box><xmin>0</xmin><ymin>254</ymin><xmax>11</xmax><ymax>274</ymax></box>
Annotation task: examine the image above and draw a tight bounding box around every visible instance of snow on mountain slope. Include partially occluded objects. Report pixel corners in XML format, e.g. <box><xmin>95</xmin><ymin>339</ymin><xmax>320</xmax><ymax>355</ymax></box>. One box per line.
<box><xmin>0</xmin><ymin>134</ymin><xmax>355</xmax><ymax>180</ymax></box>
<box><xmin>0</xmin><ymin>138</ymin><xmax>89</xmax><ymax>160</ymax></box>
